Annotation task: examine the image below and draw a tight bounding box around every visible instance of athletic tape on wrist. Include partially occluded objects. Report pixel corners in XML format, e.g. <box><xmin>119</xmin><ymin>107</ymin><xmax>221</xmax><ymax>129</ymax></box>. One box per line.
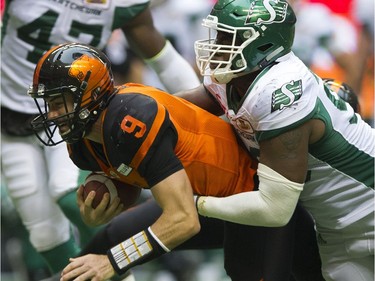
<box><xmin>107</xmin><ymin>228</ymin><xmax>167</xmax><ymax>275</ymax></box>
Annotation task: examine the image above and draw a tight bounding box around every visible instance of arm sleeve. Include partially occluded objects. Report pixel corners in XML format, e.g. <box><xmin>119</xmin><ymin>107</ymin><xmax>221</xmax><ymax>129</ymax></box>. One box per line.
<box><xmin>145</xmin><ymin>41</ymin><xmax>201</xmax><ymax>92</ymax></box>
<box><xmin>197</xmin><ymin>163</ymin><xmax>304</xmax><ymax>227</ymax></box>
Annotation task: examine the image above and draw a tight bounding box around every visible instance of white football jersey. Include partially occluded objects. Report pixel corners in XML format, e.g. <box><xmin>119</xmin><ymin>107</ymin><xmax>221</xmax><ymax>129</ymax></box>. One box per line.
<box><xmin>1</xmin><ymin>0</ymin><xmax>149</xmax><ymax>113</ymax></box>
<box><xmin>204</xmin><ymin>52</ymin><xmax>375</xmax><ymax>234</ymax></box>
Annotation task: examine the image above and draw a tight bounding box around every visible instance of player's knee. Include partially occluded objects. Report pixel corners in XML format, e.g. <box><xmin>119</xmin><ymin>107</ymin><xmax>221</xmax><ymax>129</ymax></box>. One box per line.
<box><xmin>28</xmin><ymin>218</ymin><xmax>71</xmax><ymax>252</ymax></box>
<box><xmin>5</xmin><ymin>177</ymin><xmax>39</xmax><ymax>199</ymax></box>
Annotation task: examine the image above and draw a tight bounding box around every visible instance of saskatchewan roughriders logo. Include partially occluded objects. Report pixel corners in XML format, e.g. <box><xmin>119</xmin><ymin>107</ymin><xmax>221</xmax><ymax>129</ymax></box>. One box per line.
<box><xmin>245</xmin><ymin>0</ymin><xmax>288</xmax><ymax>25</ymax></box>
<box><xmin>271</xmin><ymin>80</ymin><xmax>303</xmax><ymax>112</ymax></box>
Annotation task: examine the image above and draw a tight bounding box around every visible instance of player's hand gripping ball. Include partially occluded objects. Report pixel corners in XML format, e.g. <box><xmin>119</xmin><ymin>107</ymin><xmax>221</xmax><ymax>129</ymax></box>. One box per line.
<box><xmin>83</xmin><ymin>173</ymin><xmax>141</xmax><ymax>209</ymax></box>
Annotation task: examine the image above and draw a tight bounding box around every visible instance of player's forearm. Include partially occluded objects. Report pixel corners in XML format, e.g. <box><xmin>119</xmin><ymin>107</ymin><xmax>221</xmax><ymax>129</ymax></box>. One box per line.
<box><xmin>150</xmin><ymin>210</ymin><xmax>200</xmax><ymax>250</ymax></box>
<box><xmin>148</xmin><ymin>170</ymin><xmax>201</xmax><ymax>249</ymax></box>
<box><xmin>145</xmin><ymin>40</ymin><xmax>201</xmax><ymax>92</ymax></box>
<box><xmin>197</xmin><ymin>163</ymin><xmax>304</xmax><ymax>227</ymax></box>
<box><xmin>107</xmin><ymin>177</ymin><xmax>200</xmax><ymax>276</ymax></box>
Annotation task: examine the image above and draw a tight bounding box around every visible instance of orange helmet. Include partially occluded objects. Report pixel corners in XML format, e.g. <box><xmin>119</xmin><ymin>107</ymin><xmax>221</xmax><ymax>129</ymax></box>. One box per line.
<box><xmin>28</xmin><ymin>43</ymin><xmax>114</xmax><ymax>145</ymax></box>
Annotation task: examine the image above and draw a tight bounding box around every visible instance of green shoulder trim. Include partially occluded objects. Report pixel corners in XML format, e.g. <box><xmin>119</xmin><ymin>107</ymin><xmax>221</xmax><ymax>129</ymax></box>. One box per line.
<box><xmin>256</xmin><ymin>97</ymin><xmax>334</xmax><ymax>142</ymax></box>
<box><xmin>256</xmin><ymin>102</ymin><xmax>318</xmax><ymax>142</ymax></box>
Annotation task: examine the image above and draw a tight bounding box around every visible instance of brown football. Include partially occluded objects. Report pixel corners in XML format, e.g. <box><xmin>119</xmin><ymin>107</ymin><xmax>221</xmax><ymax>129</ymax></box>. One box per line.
<box><xmin>83</xmin><ymin>172</ymin><xmax>141</xmax><ymax>209</ymax></box>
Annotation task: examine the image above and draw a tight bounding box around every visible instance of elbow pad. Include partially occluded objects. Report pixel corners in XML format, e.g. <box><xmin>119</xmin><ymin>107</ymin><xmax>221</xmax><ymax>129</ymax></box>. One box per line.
<box><xmin>145</xmin><ymin>41</ymin><xmax>201</xmax><ymax>92</ymax></box>
<box><xmin>197</xmin><ymin>163</ymin><xmax>304</xmax><ymax>227</ymax></box>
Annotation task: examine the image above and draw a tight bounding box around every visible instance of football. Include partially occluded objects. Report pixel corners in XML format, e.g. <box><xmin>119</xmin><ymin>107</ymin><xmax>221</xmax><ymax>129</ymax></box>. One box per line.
<box><xmin>83</xmin><ymin>172</ymin><xmax>141</xmax><ymax>209</ymax></box>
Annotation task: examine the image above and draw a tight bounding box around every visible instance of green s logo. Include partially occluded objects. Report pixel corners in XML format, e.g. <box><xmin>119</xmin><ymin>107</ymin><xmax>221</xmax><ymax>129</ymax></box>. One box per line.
<box><xmin>271</xmin><ymin>80</ymin><xmax>303</xmax><ymax>112</ymax></box>
<box><xmin>245</xmin><ymin>0</ymin><xmax>288</xmax><ymax>25</ymax></box>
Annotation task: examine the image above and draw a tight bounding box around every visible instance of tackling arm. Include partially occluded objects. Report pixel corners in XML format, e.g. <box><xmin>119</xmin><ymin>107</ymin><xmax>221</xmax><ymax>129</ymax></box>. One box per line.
<box><xmin>197</xmin><ymin>123</ymin><xmax>313</xmax><ymax>227</ymax></box>
<box><xmin>197</xmin><ymin>163</ymin><xmax>303</xmax><ymax>227</ymax></box>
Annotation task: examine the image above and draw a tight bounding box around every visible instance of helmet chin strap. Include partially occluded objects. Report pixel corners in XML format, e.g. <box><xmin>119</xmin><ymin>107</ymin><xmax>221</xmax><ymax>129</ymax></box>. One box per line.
<box><xmin>258</xmin><ymin>46</ymin><xmax>285</xmax><ymax>69</ymax></box>
<box><xmin>68</xmin><ymin>87</ymin><xmax>118</xmax><ymax>143</ymax></box>
<box><xmin>212</xmin><ymin>69</ymin><xmax>250</xmax><ymax>84</ymax></box>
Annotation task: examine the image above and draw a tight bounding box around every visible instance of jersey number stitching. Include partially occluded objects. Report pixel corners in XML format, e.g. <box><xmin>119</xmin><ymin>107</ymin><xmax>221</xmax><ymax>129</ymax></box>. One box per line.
<box><xmin>121</xmin><ymin>115</ymin><xmax>146</xmax><ymax>138</ymax></box>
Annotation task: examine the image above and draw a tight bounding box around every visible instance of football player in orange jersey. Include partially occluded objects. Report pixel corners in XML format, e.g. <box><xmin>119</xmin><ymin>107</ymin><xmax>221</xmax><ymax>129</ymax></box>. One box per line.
<box><xmin>1</xmin><ymin>0</ymin><xmax>200</xmax><ymax>278</ymax></box>
<box><xmin>29</xmin><ymin>43</ymin><xmax>322</xmax><ymax>281</ymax></box>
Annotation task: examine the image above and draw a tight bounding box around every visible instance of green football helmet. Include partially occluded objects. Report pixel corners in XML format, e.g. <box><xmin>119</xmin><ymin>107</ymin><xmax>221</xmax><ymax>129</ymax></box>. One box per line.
<box><xmin>195</xmin><ymin>0</ymin><xmax>297</xmax><ymax>84</ymax></box>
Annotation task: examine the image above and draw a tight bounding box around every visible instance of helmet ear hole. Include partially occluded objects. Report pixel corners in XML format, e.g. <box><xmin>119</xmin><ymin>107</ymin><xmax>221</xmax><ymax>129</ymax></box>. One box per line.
<box><xmin>258</xmin><ymin>43</ymin><xmax>273</xmax><ymax>52</ymax></box>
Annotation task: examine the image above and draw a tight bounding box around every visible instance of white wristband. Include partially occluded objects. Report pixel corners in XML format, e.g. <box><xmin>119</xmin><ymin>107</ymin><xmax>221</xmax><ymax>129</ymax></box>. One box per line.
<box><xmin>147</xmin><ymin>227</ymin><xmax>170</xmax><ymax>252</ymax></box>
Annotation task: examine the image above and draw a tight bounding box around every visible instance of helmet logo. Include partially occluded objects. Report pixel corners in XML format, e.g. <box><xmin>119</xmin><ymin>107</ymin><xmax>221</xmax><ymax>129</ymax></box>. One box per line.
<box><xmin>271</xmin><ymin>80</ymin><xmax>302</xmax><ymax>112</ymax></box>
<box><xmin>68</xmin><ymin>54</ymin><xmax>92</xmax><ymax>83</ymax></box>
<box><xmin>245</xmin><ymin>0</ymin><xmax>288</xmax><ymax>26</ymax></box>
